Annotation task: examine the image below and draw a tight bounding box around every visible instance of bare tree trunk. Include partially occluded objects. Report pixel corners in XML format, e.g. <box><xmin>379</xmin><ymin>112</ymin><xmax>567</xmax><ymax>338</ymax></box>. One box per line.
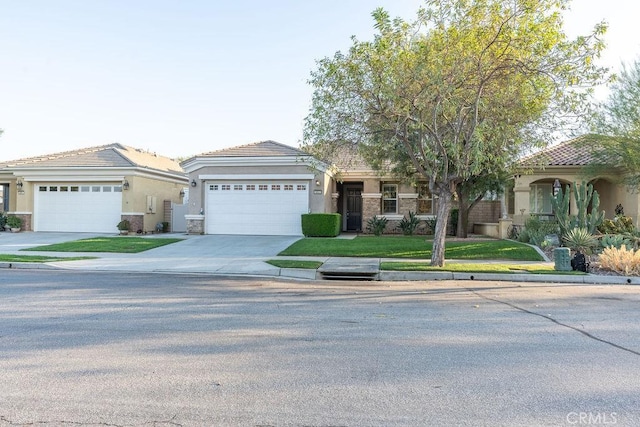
<box><xmin>431</xmin><ymin>192</ymin><xmax>453</xmax><ymax>267</ymax></box>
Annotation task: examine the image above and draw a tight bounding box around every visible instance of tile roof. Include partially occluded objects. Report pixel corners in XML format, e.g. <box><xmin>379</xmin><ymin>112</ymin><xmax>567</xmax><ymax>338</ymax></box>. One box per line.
<box><xmin>0</xmin><ymin>143</ymin><xmax>184</xmax><ymax>174</ymax></box>
<box><xmin>196</xmin><ymin>140</ymin><xmax>307</xmax><ymax>157</ymax></box>
<box><xmin>520</xmin><ymin>135</ymin><xmax>599</xmax><ymax>167</ymax></box>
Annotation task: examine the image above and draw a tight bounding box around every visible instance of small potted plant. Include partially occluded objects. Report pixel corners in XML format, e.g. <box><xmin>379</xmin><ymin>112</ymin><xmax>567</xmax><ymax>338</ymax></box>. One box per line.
<box><xmin>7</xmin><ymin>215</ymin><xmax>22</xmax><ymax>232</ymax></box>
<box><xmin>117</xmin><ymin>219</ymin><xmax>130</xmax><ymax>235</ymax></box>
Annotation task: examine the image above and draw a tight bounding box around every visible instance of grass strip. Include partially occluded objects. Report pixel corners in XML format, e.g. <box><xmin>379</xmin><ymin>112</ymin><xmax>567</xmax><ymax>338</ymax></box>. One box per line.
<box><xmin>0</xmin><ymin>254</ymin><xmax>97</xmax><ymax>263</ymax></box>
<box><xmin>279</xmin><ymin>236</ymin><xmax>543</xmax><ymax>261</ymax></box>
<box><xmin>380</xmin><ymin>261</ymin><xmax>585</xmax><ymax>275</ymax></box>
<box><xmin>22</xmin><ymin>237</ymin><xmax>183</xmax><ymax>253</ymax></box>
<box><xmin>267</xmin><ymin>260</ymin><xmax>323</xmax><ymax>269</ymax></box>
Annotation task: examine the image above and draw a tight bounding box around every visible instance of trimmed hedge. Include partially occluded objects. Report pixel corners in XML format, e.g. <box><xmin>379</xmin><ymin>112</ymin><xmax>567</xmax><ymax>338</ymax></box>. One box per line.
<box><xmin>301</xmin><ymin>213</ymin><xmax>341</xmax><ymax>237</ymax></box>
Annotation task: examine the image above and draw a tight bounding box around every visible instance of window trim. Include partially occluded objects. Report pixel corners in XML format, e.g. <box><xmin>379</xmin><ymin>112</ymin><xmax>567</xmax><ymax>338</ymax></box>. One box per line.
<box><xmin>382</xmin><ymin>183</ymin><xmax>398</xmax><ymax>214</ymax></box>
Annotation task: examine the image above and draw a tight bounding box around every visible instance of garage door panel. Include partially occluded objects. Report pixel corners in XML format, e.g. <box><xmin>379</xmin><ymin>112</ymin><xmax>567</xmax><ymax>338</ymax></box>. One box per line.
<box><xmin>34</xmin><ymin>184</ymin><xmax>122</xmax><ymax>232</ymax></box>
<box><xmin>205</xmin><ymin>181</ymin><xmax>309</xmax><ymax>235</ymax></box>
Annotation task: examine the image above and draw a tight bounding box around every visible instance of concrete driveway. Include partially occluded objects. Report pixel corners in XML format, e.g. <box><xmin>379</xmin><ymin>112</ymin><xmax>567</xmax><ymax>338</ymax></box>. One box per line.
<box><xmin>0</xmin><ymin>232</ymin><xmax>305</xmax><ymax>276</ymax></box>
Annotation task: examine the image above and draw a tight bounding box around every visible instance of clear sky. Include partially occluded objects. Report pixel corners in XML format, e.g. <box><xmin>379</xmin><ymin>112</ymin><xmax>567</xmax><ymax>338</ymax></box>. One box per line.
<box><xmin>0</xmin><ymin>0</ymin><xmax>638</xmax><ymax>162</ymax></box>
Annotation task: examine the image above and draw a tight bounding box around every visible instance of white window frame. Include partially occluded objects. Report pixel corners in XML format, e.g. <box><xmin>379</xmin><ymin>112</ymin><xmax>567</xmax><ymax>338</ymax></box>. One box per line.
<box><xmin>530</xmin><ymin>183</ymin><xmax>553</xmax><ymax>214</ymax></box>
<box><xmin>382</xmin><ymin>183</ymin><xmax>398</xmax><ymax>214</ymax></box>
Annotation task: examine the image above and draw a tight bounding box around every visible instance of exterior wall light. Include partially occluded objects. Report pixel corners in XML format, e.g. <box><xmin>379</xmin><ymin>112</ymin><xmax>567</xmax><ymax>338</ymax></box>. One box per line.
<box><xmin>553</xmin><ymin>178</ymin><xmax>561</xmax><ymax>196</ymax></box>
<box><xmin>179</xmin><ymin>189</ymin><xmax>185</xmax><ymax>197</ymax></box>
<box><xmin>123</xmin><ymin>179</ymin><xmax>130</xmax><ymax>190</ymax></box>
<box><xmin>191</xmin><ymin>179</ymin><xmax>197</xmax><ymax>187</ymax></box>
<box><xmin>16</xmin><ymin>180</ymin><xmax>23</xmax><ymax>190</ymax></box>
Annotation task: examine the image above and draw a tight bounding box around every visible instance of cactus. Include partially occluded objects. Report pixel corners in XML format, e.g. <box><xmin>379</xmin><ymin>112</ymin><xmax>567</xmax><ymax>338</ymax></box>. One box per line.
<box><xmin>551</xmin><ymin>181</ymin><xmax>605</xmax><ymax>236</ymax></box>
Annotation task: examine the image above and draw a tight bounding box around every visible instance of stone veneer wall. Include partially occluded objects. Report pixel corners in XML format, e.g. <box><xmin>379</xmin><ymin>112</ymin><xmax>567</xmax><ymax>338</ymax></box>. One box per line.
<box><xmin>186</xmin><ymin>216</ymin><xmax>205</xmax><ymax>235</ymax></box>
<box><xmin>121</xmin><ymin>214</ymin><xmax>143</xmax><ymax>234</ymax></box>
<box><xmin>14</xmin><ymin>213</ymin><xmax>32</xmax><ymax>231</ymax></box>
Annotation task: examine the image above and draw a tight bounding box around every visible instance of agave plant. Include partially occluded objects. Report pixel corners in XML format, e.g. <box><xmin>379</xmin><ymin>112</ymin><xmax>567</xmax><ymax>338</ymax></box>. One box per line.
<box><xmin>562</xmin><ymin>227</ymin><xmax>598</xmax><ymax>254</ymax></box>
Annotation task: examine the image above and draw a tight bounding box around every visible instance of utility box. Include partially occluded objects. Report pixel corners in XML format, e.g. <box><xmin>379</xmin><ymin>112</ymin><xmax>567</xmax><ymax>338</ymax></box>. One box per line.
<box><xmin>554</xmin><ymin>247</ymin><xmax>572</xmax><ymax>271</ymax></box>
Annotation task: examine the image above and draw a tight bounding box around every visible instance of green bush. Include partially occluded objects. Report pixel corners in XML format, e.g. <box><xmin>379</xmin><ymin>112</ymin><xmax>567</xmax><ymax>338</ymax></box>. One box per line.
<box><xmin>598</xmin><ymin>215</ymin><xmax>636</xmax><ymax>235</ymax></box>
<box><xmin>301</xmin><ymin>213</ymin><xmax>341</xmax><ymax>237</ymax></box>
<box><xmin>6</xmin><ymin>215</ymin><xmax>22</xmax><ymax>229</ymax></box>
<box><xmin>600</xmin><ymin>234</ymin><xmax>632</xmax><ymax>250</ymax></box>
<box><xmin>524</xmin><ymin>217</ymin><xmax>560</xmax><ymax>247</ymax></box>
<box><xmin>366</xmin><ymin>216</ymin><xmax>388</xmax><ymax>236</ymax></box>
<box><xmin>398</xmin><ymin>211</ymin><xmax>420</xmax><ymax>236</ymax></box>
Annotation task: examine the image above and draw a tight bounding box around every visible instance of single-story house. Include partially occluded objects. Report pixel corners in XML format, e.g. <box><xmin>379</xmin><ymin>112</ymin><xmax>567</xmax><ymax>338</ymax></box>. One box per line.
<box><xmin>181</xmin><ymin>140</ymin><xmax>500</xmax><ymax>236</ymax></box>
<box><xmin>513</xmin><ymin>135</ymin><xmax>638</xmax><ymax>226</ymax></box>
<box><xmin>0</xmin><ymin>143</ymin><xmax>188</xmax><ymax>233</ymax></box>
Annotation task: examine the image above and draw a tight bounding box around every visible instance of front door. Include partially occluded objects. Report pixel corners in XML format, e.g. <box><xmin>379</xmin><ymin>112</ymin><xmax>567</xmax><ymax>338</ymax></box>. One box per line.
<box><xmin>345</xmin><ymin>185</ymin><xmax>362</xmax><ymax>232</ymax></box>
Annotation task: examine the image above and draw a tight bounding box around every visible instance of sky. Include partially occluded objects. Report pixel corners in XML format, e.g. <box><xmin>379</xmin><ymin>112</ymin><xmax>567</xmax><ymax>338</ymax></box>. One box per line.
<box><xmin>0</xmin><ymin>0</ymin><xmax>638</xmax><ymax>162</ymax></box>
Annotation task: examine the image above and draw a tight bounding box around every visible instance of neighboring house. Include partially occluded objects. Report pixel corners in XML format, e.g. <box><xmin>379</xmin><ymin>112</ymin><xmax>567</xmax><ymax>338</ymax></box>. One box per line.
<box><xmin>181</xmin><ymin>141</ymin><xmax>332</xmax><ymax>236</ymax></box>
<box><xmin>181</xmin><ymin>140</ymin><xmax>500</xmax><ymax>236</ymax></box>
<box><xmin>0</xmin><ymin>144</ymin><xmax>188</xmax><ymax>233</ymax></box>
<box><xmin>513</xmin><ymin>135</ymin><xmax>636</xmax><ymax>226</ymax></box>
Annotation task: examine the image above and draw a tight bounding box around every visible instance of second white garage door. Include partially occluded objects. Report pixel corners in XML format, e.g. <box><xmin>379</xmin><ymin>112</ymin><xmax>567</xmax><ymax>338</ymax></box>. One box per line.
<box><xmin>34</xmin><ymin>184</ymin><xmax>123</xmax><ymax>232</ymax></box>
<box><xmin>205</xmin><ymin>182</ymin><xmax>309</xmax><ymax>235</ymax></box>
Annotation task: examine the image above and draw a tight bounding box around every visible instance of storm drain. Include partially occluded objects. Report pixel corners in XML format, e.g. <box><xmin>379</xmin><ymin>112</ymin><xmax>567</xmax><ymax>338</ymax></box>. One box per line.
<box><xmin>317</xmin><ymin>259</ymin><xmax>380</xmax><ymax>281</ymax></box>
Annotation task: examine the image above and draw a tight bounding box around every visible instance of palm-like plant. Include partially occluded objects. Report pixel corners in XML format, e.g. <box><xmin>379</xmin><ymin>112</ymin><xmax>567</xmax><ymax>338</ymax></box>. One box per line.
<box><xmin>562</xmin><ymin>227</ymin><xmax>598</xmax><ymax>254</ymax></box>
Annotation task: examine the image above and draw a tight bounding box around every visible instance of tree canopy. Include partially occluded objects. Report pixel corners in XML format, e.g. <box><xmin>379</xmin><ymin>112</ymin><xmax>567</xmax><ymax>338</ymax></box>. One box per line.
<box><xmin>588</xmin><ymin>58</ymin><xmax>640</xmax><ymax>188</ymax></box>
<box><xmin>304</xmin><ymin>0</ymin><xmax>607</xmax><ymax>266</ymax></box>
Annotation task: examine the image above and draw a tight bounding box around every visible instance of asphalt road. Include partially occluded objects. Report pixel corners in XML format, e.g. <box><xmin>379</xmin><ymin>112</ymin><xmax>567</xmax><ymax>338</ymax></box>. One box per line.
<box><xmin>1</xmin><ymin>270</ymin><xmax>639</xmax><ymax>426</ymax></box>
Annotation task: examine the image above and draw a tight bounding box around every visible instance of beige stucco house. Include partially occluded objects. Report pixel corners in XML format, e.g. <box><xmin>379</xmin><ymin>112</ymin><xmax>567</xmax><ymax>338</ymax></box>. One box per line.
<box><xmin>513</xmin><ymin>135</ymin><xmax>637</xmax><ymax>227</ymax></box>
<box><xmin>0</xmin><ymin>144</ymin><xmax>188</xmax><ymax>233</ymax></box>
<box><xmin>180</xmin><ymin>140</ymin><xmax>497</xmax><ymax>236</ymax></box>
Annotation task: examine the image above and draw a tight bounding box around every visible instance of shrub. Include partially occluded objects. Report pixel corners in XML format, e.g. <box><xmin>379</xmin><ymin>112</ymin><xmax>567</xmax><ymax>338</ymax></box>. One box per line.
<box><xmin>398</xmin><ymin>211</ymin><xmax>420</xmax><ymax>236</ymax></box>
<box><xmin>599</xmin><ymin>234</ymin><xmax>632</xmax><ymax>250</ymax></box>
<box><xmin>524</xmin><ymin>217</ymin><xmax>559</xmax><ymax>247</ymax></box>
<box><xmin>0</xmin><ymin>212</ymin><xmax>6</xmax><ymax>229</ymax></box>
<box><xmin>117</xmin><ymin>219</ymin><xmax>130</xmax><ymax>231</ymax></box>
<box><xmin>423</xmin><ymin>217</ymin><xmax>437</xmax><ymax>235</ymax></box>
<box><xmin>301</xmin><ymin>213</ymin><xmax>341</xmax><ymax>237</ymax></box>
<box><xmin>366</xmin><ymin>216</ymin><xmax>388</xmax><ymax>236</ymax></box>
<box><xmin>6</xmin><ymin>215</ymin><xmax>22</xmax><ymax>229</ymax></box>
<box><xmin>562</xmin><ymin>227</ymin><xmax>598</xmax><ymax>254</ymax></box>
<box><xmin>598</xmin><ymin>215</ymin><xmax>636</xmax><ymax>235</ymax></box>
<box><xmin>599</xmin><ymin>245</ymin><xmax>640</xmax><ymax>276</ymax></box>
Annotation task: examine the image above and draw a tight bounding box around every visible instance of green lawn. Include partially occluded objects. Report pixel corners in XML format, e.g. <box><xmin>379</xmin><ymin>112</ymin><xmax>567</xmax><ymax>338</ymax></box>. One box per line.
<box><xmin>23</xmin><ymin>237</ymin><xmax>183</xmax><ymax>253</ymax></box>
<box><xmin>279</xmin><ymin>236</ymin><xmax>543</xmax><ymax>261</ymax></box>
<box><xmin>266</xmin><ymin>260</ymin><xmax>324</xmax><ymax>269</ymax></box>
<box><xmin>380</xmin><ymin>261</ymin><xmax>583</xmax><ymax>275</ymax></box>
<box><xmin>0</xmin><ymin>254</ymin><xmax>97</xmax><ymax>263</ymax></box>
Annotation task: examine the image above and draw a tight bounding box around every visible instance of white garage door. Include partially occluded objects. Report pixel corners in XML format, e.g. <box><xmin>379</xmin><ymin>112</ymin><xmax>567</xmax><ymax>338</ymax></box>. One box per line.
<box><xmin>34</xmin><ymin>184</ymin><xmax>123</xmax><ymax>232</ymax></box>
<box><xmin>206</xmin><ymin>181</ymin><xmax>309</xmax><ymax>235</ymax></box>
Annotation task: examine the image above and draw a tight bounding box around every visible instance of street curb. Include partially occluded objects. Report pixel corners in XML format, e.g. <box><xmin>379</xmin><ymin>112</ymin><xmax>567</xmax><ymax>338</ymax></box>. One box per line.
<box><xmin>2</xmin><ymin>261</ymin><xmax>639</xmax><ymax>285</ymax></box>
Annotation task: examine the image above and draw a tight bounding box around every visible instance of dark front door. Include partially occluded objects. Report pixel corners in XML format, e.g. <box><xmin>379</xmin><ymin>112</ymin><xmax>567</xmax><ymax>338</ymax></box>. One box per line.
<box><xmin>345</xmin><ymin>186</ymin><xmax>362</xmax><ymax>232</ymax></box>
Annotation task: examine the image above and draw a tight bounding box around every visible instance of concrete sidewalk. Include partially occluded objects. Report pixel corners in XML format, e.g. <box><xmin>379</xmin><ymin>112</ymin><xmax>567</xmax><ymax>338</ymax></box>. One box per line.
<box><xmin>0</xmin><ymin>231</ymin><xmax>638</xmax><ymax>284</ymax></box>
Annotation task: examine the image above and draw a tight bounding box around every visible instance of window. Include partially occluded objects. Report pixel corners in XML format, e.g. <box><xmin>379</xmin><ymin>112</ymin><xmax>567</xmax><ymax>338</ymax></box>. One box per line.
<box><xmin>71</xmin><ymin>186</ymin><xmax>80</xmax><ymax>192</ymax></box>
<box><xmin>60</xmin><ymin>186</ymin><xmax>69</xmax><ymax>192</ymax></box>
<box><xmin>417</xmin><ymin>184</ymin><xmax>436</xmax><ymax>214</ymax></box>
<box><xmin>271</xmin><ymin>184</ymin><xmax>281</xmax><ymax>191</ymax></box>
<box><xmin>102</xmin><ymin>186</ymin><xmax>112</xmax><ymax>192</ymax></box>
<box><xmin>92</xmin><ymin>186</ymin><xmax>101</xmax><ymax>192</ymax></box>
<box><xmin>49</xmin><ymin>186</ymin><xmax>58</xmax><ymax>192</ymax></box>
<box><xmin>297</xmin><ymin>184</ymin><xmax>307</xmax><ymax>191</ymax></box>
<box><xmin>234</xmin><ymin>184</ymin><xmax>243</xmax><ymax>191</ymax></box>
<box><xmin>246</xmin><ymin>184</ymin><xmax>255</xmax><ymax>191</ymax></box>
<box><xmin>530</xmin><ymin>183</ymin><xmax>553</xmax><ymax>214</ymax></box>
<box><xmin>39</xmin><ymin>186</ymin><xmax>47</xmax><ymax>192</ymax></box>
<box><xmin>382</xmin><ymin>184</ymin><xmax>398</xmax><ymax>214</ymax></box>
<box><xmin>209</xmin><ymin>184</ymin><xmax>219</xmax><ymax>191</ymax></box>
<box><xmin>284</xmin><ymin>184</ymin><xmax>293</xmax><ymax>191</ymax></box>
<box><xmin>221</xmin><ymin>184</ymin><xmax>231</xmax><ymax>191</ymax></box>
<box><xmin>259</xmin><ymin>184</ymin><xmax>268</xmax><ymax>191</ymax></box>
<box><xmin>81</xmin><ymin>186</ymin><xmax>90</xmax><ymax>192</ymax></box>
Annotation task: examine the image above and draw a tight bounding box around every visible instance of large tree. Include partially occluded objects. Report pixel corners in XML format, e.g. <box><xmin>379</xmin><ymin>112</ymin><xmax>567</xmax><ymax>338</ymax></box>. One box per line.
<box><xmin>304</xmin><ymin>0</ymin><xmax>607</xmax><ymax>266</ymax></box>
<box><xmin>588</xmin><ymin>58</ymin><xmax>640</xmax><ymax>188</ymax></box>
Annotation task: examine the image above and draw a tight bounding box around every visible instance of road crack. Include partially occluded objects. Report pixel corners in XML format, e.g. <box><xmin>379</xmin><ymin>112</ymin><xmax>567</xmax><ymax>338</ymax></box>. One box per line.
<box><xmin>465</xmin><ymin>287</ymin><xmax>640</xmax><ymax>357</ymax></box>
